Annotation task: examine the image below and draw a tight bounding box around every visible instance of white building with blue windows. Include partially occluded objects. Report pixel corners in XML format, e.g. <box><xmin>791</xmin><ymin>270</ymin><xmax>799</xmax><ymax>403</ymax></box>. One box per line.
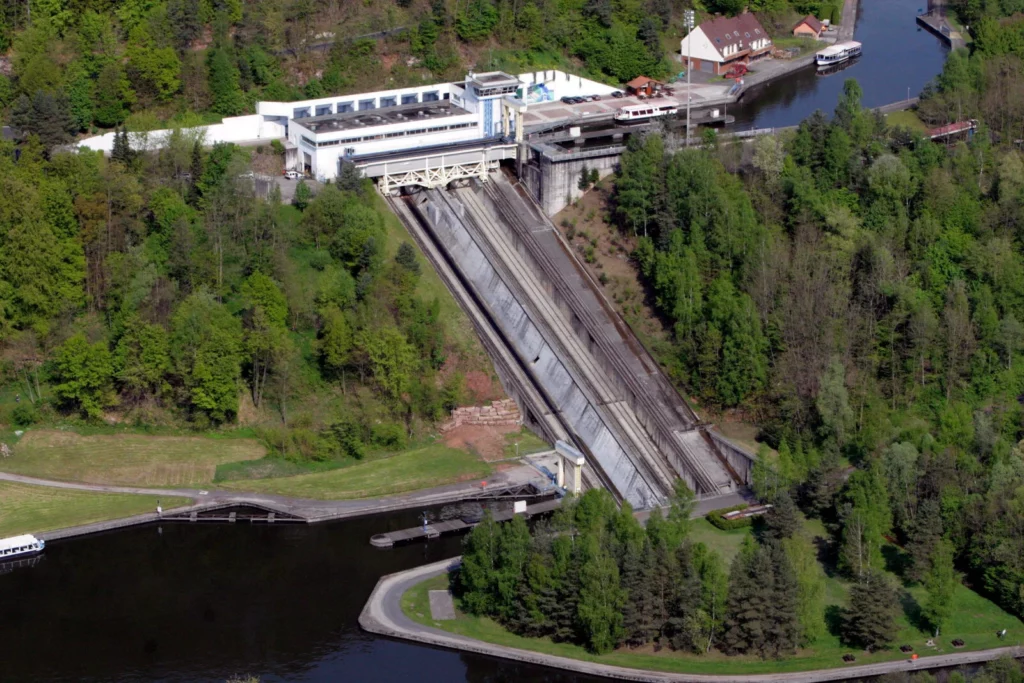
<box><xmin>263</xmin><ymin>71</ymin><xmax>524</xmax><ymax>180</ymax></box>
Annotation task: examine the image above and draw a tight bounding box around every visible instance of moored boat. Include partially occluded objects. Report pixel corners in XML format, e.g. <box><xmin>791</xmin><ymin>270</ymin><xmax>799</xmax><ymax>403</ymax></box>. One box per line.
<box><xmin>0</xmin><ymin>534</ymin><xmax>45</xmax><ymax>560</ymax></box>
<box><xmin>816</xmin><ymin>40</ymin><xmax>863</xmax><ymax>67</ymax></box>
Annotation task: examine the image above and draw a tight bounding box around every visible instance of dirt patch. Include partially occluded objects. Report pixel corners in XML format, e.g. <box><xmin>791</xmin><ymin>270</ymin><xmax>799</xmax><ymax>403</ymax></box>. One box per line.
<box><xmin>553</xmin><ymin>180</ymin><xmax>671</xmax><ymax>347</ymax></box>
<box><xmin>442</xmin><ymin>424</ymin><xmax>522</xmax><ymax>462</ymax></box>
<box><xmin>464</xmin><ymin>370</ymin><xmax>502</xmax><ymax>403</ymax></box>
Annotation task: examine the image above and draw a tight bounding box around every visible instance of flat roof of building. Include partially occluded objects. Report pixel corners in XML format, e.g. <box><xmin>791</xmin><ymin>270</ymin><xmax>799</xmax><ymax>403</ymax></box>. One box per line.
<box><xmin>470</xmin><ymin>71</ymin><xmax>519</xmax><ymax>86</ymax></box>
<box><xmin>294</xmin><ymin>101</ymin><xmax>471</xmax><ymax>134</ymax></box>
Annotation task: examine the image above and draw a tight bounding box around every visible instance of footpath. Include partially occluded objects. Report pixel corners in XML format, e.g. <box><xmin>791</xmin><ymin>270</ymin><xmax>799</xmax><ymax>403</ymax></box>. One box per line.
<box><xmin>361</xmin><ymin>557</ymin><xmax>1023</xmax><ymax>683</ymax></box>
<box><xmin>0</xmin><ymin>466</ymin><xmax>547</xmax><ymax>541</ymax></box>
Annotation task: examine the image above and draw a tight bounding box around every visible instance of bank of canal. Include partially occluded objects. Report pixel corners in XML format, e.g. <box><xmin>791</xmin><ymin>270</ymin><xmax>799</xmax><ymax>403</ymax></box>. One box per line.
<box><xmin>730</xmin><ymin>0</ymin><xmax>950</xmax><ymax>129</ymax></box>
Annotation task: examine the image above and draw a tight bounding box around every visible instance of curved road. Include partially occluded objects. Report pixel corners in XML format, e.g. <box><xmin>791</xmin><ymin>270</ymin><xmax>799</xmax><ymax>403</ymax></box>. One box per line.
<box><xmin>361</xmin><ymin>557</ymin><xmax>1023</xmax><ymax>683</ymax></box>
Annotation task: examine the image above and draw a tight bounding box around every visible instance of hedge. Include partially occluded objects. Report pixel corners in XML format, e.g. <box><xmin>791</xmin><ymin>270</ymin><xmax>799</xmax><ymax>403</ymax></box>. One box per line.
<box><xmin>706</xmin><ymin>504</ymin><xmax>754</xmax><ymax>531</ymax></box>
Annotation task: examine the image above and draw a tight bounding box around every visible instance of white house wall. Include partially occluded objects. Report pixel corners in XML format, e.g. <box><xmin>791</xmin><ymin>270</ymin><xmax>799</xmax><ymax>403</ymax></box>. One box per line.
<box><xmin>680</xmin><ymin>27</ymin><xmax>726</xmax><ymax>63</ymax></box>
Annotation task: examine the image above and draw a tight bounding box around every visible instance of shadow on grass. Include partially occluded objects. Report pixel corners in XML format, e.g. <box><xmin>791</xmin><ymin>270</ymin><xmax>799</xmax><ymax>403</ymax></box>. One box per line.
<box><xmin>814</xmin><ymin>535</ymin><xmax>839</xmax><ymax>578</ymax></box>
<box><xmin>900</xmin><ymin>590</ymin><xmax>929</xmax><ymax>634</ymax></box>
<box><xmin>883</xmin><ymin>544</ymin><xmax>912</xmax><ymax>578</ymax></box>
<box><xmin>825</xmin><ymin>604</ymin><xmax>846</xmax><ymax>639</ymax></box>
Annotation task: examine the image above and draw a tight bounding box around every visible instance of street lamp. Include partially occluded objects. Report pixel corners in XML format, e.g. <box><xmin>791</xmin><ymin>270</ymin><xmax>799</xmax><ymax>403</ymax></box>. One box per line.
<box><xmin>684</xmin><ymin>10</ymin><xmax>695</xmax><ymax>147</ymax></box>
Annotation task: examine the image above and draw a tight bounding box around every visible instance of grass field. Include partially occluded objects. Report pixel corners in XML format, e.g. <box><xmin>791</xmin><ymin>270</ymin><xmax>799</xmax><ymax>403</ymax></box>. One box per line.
<box><xmin>401</xmin><ymin>512</ymin><xmax>1024</xmax><ymax>676</ymax></box>
<box><xmin>689</xmin><ymin>517</ymin><xmax>751</xmax><ymax>564</ymax></box>
<box><xmin>1</xmin><ymin>430</ymin><xmax>265</xmax><ymax>487</ymax></box>
<box><xmin>219</xmin><ymin>443</ymin><xmax>491</xmax><ymax>499</ymax></box>
<box><xmin>0</xmin><ymin>481</ymin><xmax>190</xmax><ymax>537</ymax></box>
<box><xmin>502</xmin><ymin>428</ymin><xmax>551</xmax><ymax>460</ymax></box>
<box><xmin>886</xmin><ymin>109</ymin><xmax>928</xmax><ymax>132</ymax></box>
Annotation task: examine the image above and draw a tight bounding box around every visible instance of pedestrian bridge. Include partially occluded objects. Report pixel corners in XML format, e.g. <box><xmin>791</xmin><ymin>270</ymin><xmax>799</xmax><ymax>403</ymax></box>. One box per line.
<box><xmin>349</xmin><ymin>138</ymin><xmax>518</xmax><ymax>194</ymax></box>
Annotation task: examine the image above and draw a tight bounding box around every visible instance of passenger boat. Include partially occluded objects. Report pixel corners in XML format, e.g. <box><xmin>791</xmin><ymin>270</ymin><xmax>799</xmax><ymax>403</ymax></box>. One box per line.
<box><xmin>614</xmin><ymin>101</ymin><xmax>679</xmax><ymax>122</ymax></box>
<box><xmin>0</xmin><ymin>534</ymin><xmax>45</xmax><ymax>560</ymax></box>
<box><xmin>816</xmin><ymin>41</ymin><xmax>862</xmax><ymax>67</ymax></box>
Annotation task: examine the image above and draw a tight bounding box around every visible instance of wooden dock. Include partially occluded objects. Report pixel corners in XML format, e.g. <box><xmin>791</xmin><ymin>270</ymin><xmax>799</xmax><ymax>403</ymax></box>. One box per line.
<box><xmin>370</xmin><ymin>497</ymin><xmax>562</xmax><ymax>548</ymax></box>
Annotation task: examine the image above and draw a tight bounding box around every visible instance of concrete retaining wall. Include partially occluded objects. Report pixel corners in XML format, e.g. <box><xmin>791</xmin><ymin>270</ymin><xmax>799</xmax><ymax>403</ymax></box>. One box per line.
<box><xmin>79</xmin><ymin>115</ymin><xmax>286</xmax><ymax>155</ymax></box>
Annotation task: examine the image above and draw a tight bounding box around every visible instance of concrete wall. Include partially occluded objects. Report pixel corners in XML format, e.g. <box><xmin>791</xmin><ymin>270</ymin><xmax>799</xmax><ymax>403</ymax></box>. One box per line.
<box><xmin>522</xmin><ymin>146</ymin><xmax>622</xmax><ymax>216</ymax></box>
<box><xmin>518</xmin><ymin>70</ymin><xmax>619</xmax><ymax>100</ymax></box>
<box><xmin>79</xmin><ymin>115</ymin><xmax>285</xmax><ymax>155</ymax></box>
<box><xmin>421</xmin><ymin>190</ymin><xmax>661</xmax><ymax>508</ymax></box>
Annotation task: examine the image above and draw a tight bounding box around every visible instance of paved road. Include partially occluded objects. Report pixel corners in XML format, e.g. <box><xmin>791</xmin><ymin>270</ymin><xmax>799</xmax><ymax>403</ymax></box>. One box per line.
<box><xmin>839</xmin><ymin>0</ymin><xmax>858</xmax><ymax>41</ymax></box>
<box><xmin>362</xmin><ymin>557</ymin><xmax>1023</xmax><ymax>683</ymax></box>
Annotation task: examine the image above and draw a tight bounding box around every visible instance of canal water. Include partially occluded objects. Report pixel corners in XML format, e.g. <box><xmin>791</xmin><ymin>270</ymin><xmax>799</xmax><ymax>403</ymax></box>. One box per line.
<box><xmin>0</xmin><ymin>509</ymin><xmax>604</xmax><ymax>682</ymax></box>
<box><xmin>729</xmin><ymin>0</ymin><xmax>951</xmax><ymax>129</ymax></box>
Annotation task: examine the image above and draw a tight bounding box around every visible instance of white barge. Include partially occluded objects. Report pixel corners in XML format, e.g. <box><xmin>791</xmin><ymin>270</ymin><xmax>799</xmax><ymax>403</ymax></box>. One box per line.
<box><xmin>816</xmin><ymin>41</ymin><xmax>863</xmax><ymax>67</ymax></box>
<box><xmin>0</xmin><ymin>534</ymin><xmax>46</xmax><ymax>560</ymax></box>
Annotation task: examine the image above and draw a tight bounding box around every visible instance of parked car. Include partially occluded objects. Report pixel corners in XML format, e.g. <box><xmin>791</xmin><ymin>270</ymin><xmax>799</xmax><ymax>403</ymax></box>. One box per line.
<box><xmin>590</xmin><ymin>94</ymin><xmax>601</xmax><ymax>101</ymax></box>
<box><xmin>611</xmin><ymin>90</ymin><xmax>625</xmax><ymax>98</ymax></box>
<box><xmin>560</xmin><ymin>95</ymin><xmax>574</xmax><ymax>104</ymax></box>
<box><xmin>283</xmin><ymin>170</ymin><xmax>301</xmax><ymax>179</ymax></box>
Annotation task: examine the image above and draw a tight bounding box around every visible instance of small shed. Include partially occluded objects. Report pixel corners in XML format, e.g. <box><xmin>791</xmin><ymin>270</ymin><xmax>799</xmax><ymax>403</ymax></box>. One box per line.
<box><xmin>625</xmin><ymin>76</ymin><xmax>663</xmax><ymax>97</ymax></box>
<box><xmin>793</xmin><ymin>15</ymin><xmax>824</xmax><ymax>38</ymax></box>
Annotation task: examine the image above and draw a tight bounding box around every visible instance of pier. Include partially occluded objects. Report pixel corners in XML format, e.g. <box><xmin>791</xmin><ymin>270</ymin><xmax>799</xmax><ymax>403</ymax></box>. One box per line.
<box><xmin>370</xmin><ymin>497</ymin><xmax>562</xmax><ymax>548</ymax></box>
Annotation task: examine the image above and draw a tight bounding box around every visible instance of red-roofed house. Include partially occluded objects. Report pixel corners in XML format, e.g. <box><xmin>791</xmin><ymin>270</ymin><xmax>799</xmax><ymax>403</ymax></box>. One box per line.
<box><xmin>793</xmin><ymin>15</ymin><xmax>824</xmax><ymax>38</ymax></box>
<box><xmin>679</xmin><ymin>12</ymin><xmax>773</xmax><ymax>75</ymax></box>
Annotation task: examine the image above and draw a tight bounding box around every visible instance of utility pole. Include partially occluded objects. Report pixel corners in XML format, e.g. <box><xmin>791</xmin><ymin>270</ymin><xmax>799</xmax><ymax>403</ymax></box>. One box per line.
<box><xmin>684</xmin><ymin>10</ymin><xmax>695</xmax><ymax>147</ymax></box>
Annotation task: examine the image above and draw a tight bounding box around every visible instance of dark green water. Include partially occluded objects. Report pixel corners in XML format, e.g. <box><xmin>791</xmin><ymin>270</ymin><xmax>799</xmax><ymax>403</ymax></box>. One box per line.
<box><xmin>0</xmin><ymin>509</ymin><xmax>602</xmax><ymax>682</ymax></box>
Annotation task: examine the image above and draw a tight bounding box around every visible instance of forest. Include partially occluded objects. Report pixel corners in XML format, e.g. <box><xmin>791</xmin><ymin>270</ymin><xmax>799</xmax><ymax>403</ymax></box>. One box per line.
<box><xmin>0</xmin><ymin>130</ymin><xmax>484</xmax><ymax>459</ymax></box>
<box><xmin>606</xmin><ymin>0</ymin><xmax>1024</xmax><ymax>635</ymax></box>
<box><xmin>1</xmin><ymin>0</ymin><xmax>837</xmax><ymax>146</ymax></box>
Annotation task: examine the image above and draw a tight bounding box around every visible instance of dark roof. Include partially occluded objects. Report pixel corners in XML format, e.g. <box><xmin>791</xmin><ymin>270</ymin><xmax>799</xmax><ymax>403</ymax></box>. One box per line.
<box><xmin>794</xmin><ymin>15</ymin><xmax>824</xmax><ymax>33</ymax></box>
<box><xmin>698</xmin><ymin>13</ymin><xmax>770</xmax><ymax>58</ymax></box>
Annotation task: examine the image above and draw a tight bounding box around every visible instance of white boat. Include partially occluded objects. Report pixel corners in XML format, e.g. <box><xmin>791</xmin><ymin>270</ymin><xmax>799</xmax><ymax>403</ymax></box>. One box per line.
<box><xmin>0</xmin><ymin>534</ymin><xmax>45</xmax><ymax>560</ymax></box>
<box><xmin>614</xmin><ymin>100</ymin><xmax>680</xmax><ymax>122</ymax></box>
<box><xmin>816</xmin><ymin>41</ymin><xmax>862</xmax><ymax>67</ymax></box>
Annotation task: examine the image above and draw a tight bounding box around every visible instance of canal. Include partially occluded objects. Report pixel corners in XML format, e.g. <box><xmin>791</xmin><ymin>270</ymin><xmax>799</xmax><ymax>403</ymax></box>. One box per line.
<box><xmin>0</xmin><ymin>509</ymin><xmax>605</xmax><ymax>682</ymax></box>
<box><xmin>729</xmin><ymin>0</ymin><xmax>951</xmax><ymax>129</ymax></box>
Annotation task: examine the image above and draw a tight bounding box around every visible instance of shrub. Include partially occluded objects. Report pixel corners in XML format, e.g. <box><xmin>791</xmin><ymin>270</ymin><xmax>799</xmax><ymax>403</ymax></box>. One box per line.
<box><xmin>707</xmin><ymin>504</ymin><xmax>754</xmax><ymax>530</ymax></box>
<box><xmin>371</xmin><ymin>421</ymin><xmax>407</xmax><ymax>449</ymax></box>
<box><xmin>308</xmin><ymin>249</ymin><xmax>333</xmax><ymax>271</ymax></box>
<box><xmin>270</xmin><ymin>139</ymin><xmax>285</xmax><ymax>156</ymax></box>
<box><xmin>11</xmin><ymin>402</ymin><xmax>39</xmax><ymax>427</ymax></box>
<box><xmin>598</xmin><ymin>271</ymin><xmax>609</xmax><ymax>286</ymax></box>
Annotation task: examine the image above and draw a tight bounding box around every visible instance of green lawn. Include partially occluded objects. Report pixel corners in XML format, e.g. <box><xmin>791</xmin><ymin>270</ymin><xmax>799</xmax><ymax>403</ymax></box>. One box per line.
<box><xmin>0</xmin><ymin>429</ymin><xmax>265</xmax><ymax>488</ymax></box>
<box><xmin>689</xmin><ymin>517</ymin><xmax>751</xmax><ymax>564</ymax></box>
<box><xmin>400</xmin><ymin>512</ymin><xmax>1024</xmax><ymax>676</ymax></box>
<box><xmin>0</xmin><ymin>481</ymin><xmax>190</xmax><ymax>537</ymax></box>
<box><xmin>219</xmin><ymin>442</ymin><xmax>491</xmax><ymax>499</ymax></box>
<box><xmin>886</xmin><ymin>109</ymin><xmax>928</xmax><ymax>132</ymax></box>
<box><xmin>502</xmin><ymin>428</ymin><xmax>551</xmax><ymax>460</ymax></box>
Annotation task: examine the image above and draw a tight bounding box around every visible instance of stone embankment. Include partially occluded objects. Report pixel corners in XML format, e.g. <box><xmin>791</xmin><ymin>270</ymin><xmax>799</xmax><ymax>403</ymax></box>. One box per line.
<box><xmin>440</xmin><ymin>399</ymin><xmax>522</xmax><ymax>432</ymax></box>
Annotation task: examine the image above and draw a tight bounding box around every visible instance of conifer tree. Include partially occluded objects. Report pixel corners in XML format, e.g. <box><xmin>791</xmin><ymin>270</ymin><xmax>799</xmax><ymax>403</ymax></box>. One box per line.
<box><xmin>665</xmin><ymin>541</ymin><xmax>703</xmax><ymax>651</ymax></box>
<box><xmin>620</xmin><ymin>537</ymin><xmax>661</xmax><ymax>647</ymax></box>
<box><xmin>722</xmin><ymin>538</ymin><xmax>769</xmax><ymax>655</ymax></box>
<box><xmin>906</xmin><ymin>497</ymin><xmax>943</xmax><ymax>582</ymax></box>
<box><xmin>763</xmin><ymin>491</ymin><xmax>801</xmax><ymax>540</ymax></box>
<box><xmin>845</xmin><ymin>570</ymin><xmax>899</xmax><ymax>651</ymax></box>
